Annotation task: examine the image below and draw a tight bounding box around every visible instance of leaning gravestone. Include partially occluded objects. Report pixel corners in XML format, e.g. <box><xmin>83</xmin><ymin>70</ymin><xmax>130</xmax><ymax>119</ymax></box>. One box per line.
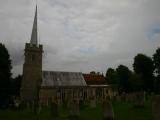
<box><xmin>152</xmin><ymin>95</ymin><xmax>160</xmax><ymax>120</ymax></box>
<box><xmin>103</xmin><ymin>100</ymin><xmax>114</xmax><ymax>120</ymax></box>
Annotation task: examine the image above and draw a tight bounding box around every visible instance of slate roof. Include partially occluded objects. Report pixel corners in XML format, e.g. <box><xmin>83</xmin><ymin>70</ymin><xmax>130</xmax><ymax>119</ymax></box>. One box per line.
<box><xmin>41</xmin><ymin>71</ymin><xmax>87</xmax><ymax>87</ymax></box>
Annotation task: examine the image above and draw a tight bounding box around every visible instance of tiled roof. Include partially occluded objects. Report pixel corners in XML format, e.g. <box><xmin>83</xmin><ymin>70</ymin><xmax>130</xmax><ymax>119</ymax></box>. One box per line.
<box><xmin>83</xmin><ymin>74</ymin><xmax>106</xmax><ymax>85</ymax></box>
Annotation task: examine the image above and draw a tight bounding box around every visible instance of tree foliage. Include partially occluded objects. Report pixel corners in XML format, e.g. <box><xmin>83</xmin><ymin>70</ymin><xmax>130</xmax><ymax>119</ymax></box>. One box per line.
<box><xmin>0</xmin><ymin>43</ymin><xmax>12</xmax><ymax>108</ymax></box>
<box><xmin>11</xmin><ymin>75</ymin><xmax>22</xmax><ymax>96</ymax></box>
<box><xmin>128</xmin><ymin>73</ymin><xmax>144</xmax><ymax>92</ymax></box>
<box><xmin>105</xmin><ymin>68</ymin><xmax>116</xmax><ymax>84</ymax></box>
<box><xmin>153</xmin><ymin>48</ymin><xmax>160</xmax><ymax>76</ymax></box>
<box><xmin>116</xmin><ymin>65</ymin><xmax>132</xmax><ymax>92</ymax></box>
<box><xmin>153</xmin><ymin>48</ymin><xmax>160</xmax><ymax>93</ymax></box>
<box><xmin>133</xmin><ymin>54</ymin><xmax>154</xmax><ymax>92</ymax></box>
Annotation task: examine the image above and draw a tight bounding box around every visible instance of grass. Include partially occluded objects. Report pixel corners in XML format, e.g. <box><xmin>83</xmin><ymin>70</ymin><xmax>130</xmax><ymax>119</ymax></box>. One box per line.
<box><xmin>0</xmin><ymin>99</ymin><xmax>153</xmax><ymax>120</ymax></box>
<box><xmin>113</xmin><ymin>100</ymin><xmax>152</xmax><ymax>120</ymax></box>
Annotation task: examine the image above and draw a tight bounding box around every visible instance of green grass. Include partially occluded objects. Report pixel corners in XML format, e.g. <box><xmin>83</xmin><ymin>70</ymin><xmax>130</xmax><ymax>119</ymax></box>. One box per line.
<box><xmin>113</xmin><ymin>100</ymin><xmax>152</xmax><ymax>120</ymax></box>
<box><xmin>0</xmin><ymin>100</ymin><xmax>153</xmax><ymax>120</ymax></box>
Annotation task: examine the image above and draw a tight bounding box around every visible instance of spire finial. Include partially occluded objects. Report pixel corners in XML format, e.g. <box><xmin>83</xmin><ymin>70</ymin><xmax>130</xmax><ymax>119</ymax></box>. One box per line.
<box><xmin>30</xmin><ymin>5</ymin><xmax>38</xmax><ymax>45</ymax></box>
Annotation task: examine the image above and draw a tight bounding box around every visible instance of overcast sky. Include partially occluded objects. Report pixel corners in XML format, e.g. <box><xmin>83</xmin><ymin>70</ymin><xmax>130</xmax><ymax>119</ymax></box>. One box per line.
<box><xmin>0</xmin><ymin>0</ymin><xmax>160</xmax><ymax>76</ymax></box>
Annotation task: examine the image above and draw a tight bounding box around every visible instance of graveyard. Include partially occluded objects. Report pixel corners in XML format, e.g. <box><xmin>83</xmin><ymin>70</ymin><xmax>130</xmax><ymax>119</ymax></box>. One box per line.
<box><xmin>0</xmin><ymin>1</ymin><xmax>160</xmax><ymax>120</ymax></box>
<box><xmin>0</xmin><ymin>97</ymin><xmax>152</xmax><ymax>120</ymax></box>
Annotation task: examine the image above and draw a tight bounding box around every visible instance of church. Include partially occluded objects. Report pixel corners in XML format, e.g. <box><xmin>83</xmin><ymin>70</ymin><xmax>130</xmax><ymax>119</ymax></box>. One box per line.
<box><xmin>20</xmin><ymin>6</ymin><xmax>114</xmax><ymax>106</ymax></box>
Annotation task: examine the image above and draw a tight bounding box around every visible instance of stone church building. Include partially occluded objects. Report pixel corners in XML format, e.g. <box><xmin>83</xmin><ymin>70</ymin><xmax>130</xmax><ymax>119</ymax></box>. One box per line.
<box><xmin>20</xmin><ymin>6</ymin><xmax>114</xmax><ymax>106</ymax></box>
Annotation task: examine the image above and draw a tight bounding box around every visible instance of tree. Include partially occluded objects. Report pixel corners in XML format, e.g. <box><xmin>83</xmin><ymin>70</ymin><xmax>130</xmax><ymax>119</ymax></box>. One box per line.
<box><xmin>11</xmin><ymin>75</ymin><xmax>22</xmax><ymax>96</ymax></box>
<box><xmin>90</xmin><ymin>71</ymin><xmax>103</xmax><ymax>75</ymax></box>
<box><xmin>133</xmin><ymin>53</ymin><xmax>154</xmax><ymax>92</ymax></box>
<box><xmin>153</xmin><ymin>48</ymin><xmax>160</xmax><ymax>93</ymax></box>
<box><xmin>105</xmin><ymin>68</ymin><xmax>116</xmax><ymax>84</ymax></box>
<box><xmin>0</xmin><ymin>43</ymin><xmax>12</xmax><ymax>108</ymax></box>
<box><xmin>128</xmin><ymin>73</ymin><xmax>144</xmax><ymax>92</ymax></box>
<box><xmin>116</xmin><ymin>65</ymin><xmax>132</xmax><ymax>92</ymax></box>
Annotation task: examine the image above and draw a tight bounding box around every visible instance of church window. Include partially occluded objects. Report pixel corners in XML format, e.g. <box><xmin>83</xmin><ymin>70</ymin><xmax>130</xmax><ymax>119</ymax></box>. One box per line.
<box><xmin>31</xmin><ymin>54</ymin><xmax>35</xmax><ymax>61</ymax></box>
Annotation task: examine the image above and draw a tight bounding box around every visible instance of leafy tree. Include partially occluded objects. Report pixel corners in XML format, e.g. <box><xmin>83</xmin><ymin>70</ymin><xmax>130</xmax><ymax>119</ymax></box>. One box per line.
<box><xmin>11</xmin><ymin>75</ymin><xmax>22</xmax><ymax>96</ymax></box>
<box><xmin>105</xmin><ymin>68</ymin><xmax>117</xmax><ymax>84</ymax></box>
<box><xmin>116</xmin><ymin>65</ymin><xmax>132</xmax><ymax>92</ymax></box>
<box><xmin>133</xmin><ymin>54</ymin><xmax>154</xmax><ymax>92</ymax></box>
<box><xmin>153</xmin><ymin>48</ymin><xmax>160</xmax><ymax>93</ymax></box>
<box><xmin>128</xmin><ymin>73</ymin><xmax>144</xmax><ymax>92</ymax></box>
<box><xmin>90</xmin><ymin>71</ymin><xmax>103</xmax><ymax>75</ymax></box>
<box><xmin>153</xmin><ymin>48</ymin><xmax>160</xmax><ymax>76</ymax></box>
<box><xmin>0</xmin><ymin>43</ymin><xmax>12</xmax><ymax>108</ymax></box>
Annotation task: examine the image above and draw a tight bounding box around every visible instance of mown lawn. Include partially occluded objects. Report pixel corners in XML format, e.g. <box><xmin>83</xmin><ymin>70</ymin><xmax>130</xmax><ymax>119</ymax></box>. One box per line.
<box><xmin>0</xmin><ymin>100</ymin><xmax>153</xmax><ymax>120</ymax></box>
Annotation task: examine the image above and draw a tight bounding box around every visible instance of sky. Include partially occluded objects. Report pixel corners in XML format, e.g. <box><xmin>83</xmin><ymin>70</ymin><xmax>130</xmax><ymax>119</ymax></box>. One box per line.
<box><xmin>0</xmin><ymin>0</ymin><xmax>160</xmax><ymax>76</ymax></box>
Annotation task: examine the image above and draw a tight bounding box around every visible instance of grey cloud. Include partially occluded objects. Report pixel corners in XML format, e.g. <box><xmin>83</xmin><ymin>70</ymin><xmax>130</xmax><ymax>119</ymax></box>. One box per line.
<box><xmin>0</xmin><ymin>0</ymin><xmax>160</xmax><ymax>76</ymax></box>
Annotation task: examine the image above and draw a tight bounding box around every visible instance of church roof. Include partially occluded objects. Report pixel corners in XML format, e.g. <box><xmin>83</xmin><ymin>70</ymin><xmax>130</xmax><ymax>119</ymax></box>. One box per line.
<box><xmin>41</xmin><ymin>71</ymin><xmax>87</xmax><ymax>87</ymax></box>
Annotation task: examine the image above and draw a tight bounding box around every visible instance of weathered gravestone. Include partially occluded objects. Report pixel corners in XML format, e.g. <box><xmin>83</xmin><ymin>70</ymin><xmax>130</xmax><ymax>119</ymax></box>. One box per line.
<box><xmin>69</xmin><ymin>100</ymin><xmax>80</xmax><ymax>117</ymax></box>
<box><xmin>28</xmin><ymin>101</ymin><xmax>36</xmax><ymax>113</ymax></box>
<box><xmin>13</xmin><ymin>98</ymin><xmax>20</xmax><ymax>109</ymax></box>
<box><xmin>90</xmin><ymin>98</ymin><xmax>96</xmax><ymax>108</ymax></box>
<box><xmin>115</xmin><ymin>95</ymin><xmax>121</xmax><ymax>102</ymax></box>
<box><xmin>102</xmin><ymin>100</ymin><xmax>114</xmax><ymax>120</ymax></box>
<box><xmin>133</xmin><ymin>92</ymin><xmax>145</xmax><ymax>107</ymax></box>
<box><xmin>152</xmin><ymin>95</ymin><xmax>160</xmax><ymax>120</ymax></box>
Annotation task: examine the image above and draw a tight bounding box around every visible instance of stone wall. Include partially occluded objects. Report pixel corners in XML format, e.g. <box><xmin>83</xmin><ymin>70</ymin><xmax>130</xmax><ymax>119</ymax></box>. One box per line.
<box><xmin>39</xmin><ymin>86</ymin><xmax>114</xmax><ymax>106</ymax></box>
<box><xmin>21</xmin><ymin>43</ymin><xmax>43</xmax><ymax>103</ymax></box>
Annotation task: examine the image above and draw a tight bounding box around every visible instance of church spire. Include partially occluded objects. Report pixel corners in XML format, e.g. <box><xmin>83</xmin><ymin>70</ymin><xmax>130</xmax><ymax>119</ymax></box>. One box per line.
<box><xmin>30</xmin><ymin>5</ymin><xmax>38</xmax><ymax>45</ymax></box>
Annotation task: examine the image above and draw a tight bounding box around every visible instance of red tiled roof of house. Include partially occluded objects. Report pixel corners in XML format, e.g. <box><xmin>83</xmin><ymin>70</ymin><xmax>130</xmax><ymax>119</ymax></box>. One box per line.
<box><xmin>83</xmin><ymin>74</ymin><xmax>106</xmax><ymax>85</ymax></box>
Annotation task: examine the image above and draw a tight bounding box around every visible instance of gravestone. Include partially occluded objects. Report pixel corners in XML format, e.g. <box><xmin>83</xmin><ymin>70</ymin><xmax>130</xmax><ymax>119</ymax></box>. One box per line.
<box><xmin>69</xmin><ymin>100</ymin><xmax>80</xmax><ymax>117</ymax></box>
<box><xmin>14</xmin><ymin>98</ymin><xmax>20</xmax><ymax>110</ymax></box>
<box><xmin>103</xmin><ymin>100</ymin><xmax>114</xmax><ymax>120</ymax></box>
<box><xmin>116</xmin><ymin>95</ymin><xmax>121</xmax><ymax>102</ymax></box>
<box><xmin>133</xmin><ymin>92</ymin><xmax>145</xmax><ymax>107</ymax></box>
<box><xmin>152</xmin><ymin>95</ymin><xmax>160</xmax><ymax>120</ymax></box>
<box><xmin>90</xmin><ymin>99</ymin><xmax>96</xmax><ymax>108</ymax></box>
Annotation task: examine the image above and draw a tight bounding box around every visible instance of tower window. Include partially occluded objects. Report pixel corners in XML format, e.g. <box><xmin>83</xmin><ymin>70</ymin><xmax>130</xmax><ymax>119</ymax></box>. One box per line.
<box><xmin>31</xmin><ymin>54</ymin><xmax>35</xmax><ymax>61</ymax></box>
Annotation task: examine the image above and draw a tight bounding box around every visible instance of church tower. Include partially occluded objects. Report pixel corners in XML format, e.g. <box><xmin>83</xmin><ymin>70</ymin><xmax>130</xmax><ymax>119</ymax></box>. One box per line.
<box><xmin>21</xmin><ymin>6</ymin><xmax>43</xmax><ymax>102</ymax></box>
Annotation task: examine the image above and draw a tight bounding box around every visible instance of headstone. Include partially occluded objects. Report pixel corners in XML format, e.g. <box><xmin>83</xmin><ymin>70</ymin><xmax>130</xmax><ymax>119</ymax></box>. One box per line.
<box><xmin>69</xmin><ymin>100</ymin><xmax>80</xmax><ymax>117</ymax></box>
<box><xmin>133</xmin><ymin>92</ymin><xmax>145</xmax><ymax>107</ymax></box>
<box><xmin>152</xmin><ymin>95</ymin><xmax>160</xmax><ymax>120</ymax></box>
<box><xmin>90</xmin><ymin>99</ymin><xmax>96</xmax><ymax>108</ymax></box>
<box><xmin>103</xmin><ymin>100</ymin><xmax>114</xmax><ymax>120</ymax></box>
<box><xmin>116</xmin><ymin>95</ymin><xmax>121</xmax><ymax>102</ymax></box>
<box><xmin>14</xmin><ymin>98</ymin><xmax>20</xmax><ymax>109</ymax></box>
